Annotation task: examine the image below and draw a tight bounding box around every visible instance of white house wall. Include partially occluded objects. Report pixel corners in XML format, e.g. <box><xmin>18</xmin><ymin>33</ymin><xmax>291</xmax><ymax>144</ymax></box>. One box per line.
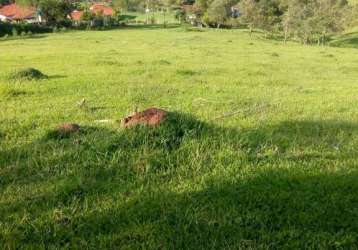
<box><xmin>0</xmin><ymin>14</ymin><xmax>8</xmax><ymax>21</ymax></box>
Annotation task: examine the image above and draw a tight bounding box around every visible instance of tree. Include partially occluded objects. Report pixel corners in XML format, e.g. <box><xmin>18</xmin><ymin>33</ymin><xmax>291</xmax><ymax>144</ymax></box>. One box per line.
<box><xmin>112</xmin><ymin>0</ymin><xmax>147</xmax><ymax>12</ymax></box>
<box><xmin>0</xmin><ymin>0</ymin><xmax>11</xmax><ymax>5</ymax></box>
<box><xmin>281</xmin><ymin>0</ymin><xmax>350</xmax><ymax>44</ymax></box>
<box><xmin>112</xmin><ymin>0</ymin><xmax>130</xmax><ymax>11</ymax></box>
<box><xmin>206</xmin><ymin>0</ymin><xmax>228</xmax><ymax>28</ymax></box>
<box><xmin>16</xmin><ymin>0</ymin><xmax>73</xmax><ymax>25</ymax></box>
<box><xmin>81</xmin><ymin>8</ymin><xmax>95</xmax><ymax>26</ymax></box>
<box><xmin>157</xmin><ymin>0</ymin><xmax>176</xmax><ymax>27</ymax></box>
<box><xmin>238</xmin><ymin>0</ymin><xmax>262</xmax><ymax>35</ymax></box>
<box><xmin>258</xmin><ymin>0</ymin><xmax>283</xmax><ymax>36</ymax></box>
<box><xmin>38</xmin><ymin>0</ymin><xmax>73</xmax><ymax>25</ymax></box>
<box><xmin>193</xmin><ymin>0</ymin><xmax>211</xmax><ymax>18</ymax></box>
<box><xmin>345</xmin><ymin>4</ymin><xmax>358</xmax><ymax>28</ymax></box>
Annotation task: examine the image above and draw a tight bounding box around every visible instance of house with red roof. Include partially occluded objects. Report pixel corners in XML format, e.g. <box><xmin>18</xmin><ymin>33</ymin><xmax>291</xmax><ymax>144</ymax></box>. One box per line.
<box><xmin>90</xmin><ymin>3</ymin><xmax>114</xmax><ymax>16</ymax></box>
<box><xmin>70</xmin><ymin>10</ymin><xmax>83</xmax><ymax>21</ymax></box>
<box><xmin>0</xmin><ymin>3</ymin><xmax>42</xmax><ymax>23</ymax></box>
<box><xmin>70</xmin><ymin>3</ymin><xmax>114</xmax><ymax>22</ymax></box>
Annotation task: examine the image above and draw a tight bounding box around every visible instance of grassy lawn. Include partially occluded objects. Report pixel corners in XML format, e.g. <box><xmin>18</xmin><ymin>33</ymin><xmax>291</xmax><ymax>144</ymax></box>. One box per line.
<box><xmin>123</xmin><ymin>11</ymin><xmax>179</xmax><ymax>25</ymax></box>
<box><xmin>1</xmin><ymin>27</ymin><xmax>358</xmax><ymax>249</ymax></box>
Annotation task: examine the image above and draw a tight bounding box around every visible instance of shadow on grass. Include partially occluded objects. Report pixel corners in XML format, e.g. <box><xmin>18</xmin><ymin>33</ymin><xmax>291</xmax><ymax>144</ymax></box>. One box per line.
<box><xmin>47</xmin><ymin>75</ymin><xmax>67</xmax><ymax>80</ymax></box>
<box><xmin>77</xmin><ymin>170</ymin><xmax>358</xmax><ymax>249</ymax></box>
<box><xmin>0</xmin><ymin>34</ymin><xmax>48</xmax><ymax>42</ymax></box>
<box><xmin>329</xmin><ymin>31</ymin><xmax>358</xmax><ymax>49</ymax></box>
<box><xmin>1</xmin><ymin>112</ymin><xmax>358</xmax><ymax>248</ymax></box>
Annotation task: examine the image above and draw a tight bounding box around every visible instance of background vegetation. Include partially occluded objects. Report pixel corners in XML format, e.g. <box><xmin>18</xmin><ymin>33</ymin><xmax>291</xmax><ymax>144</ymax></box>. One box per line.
<box><xmin>1</xmin><ymin>0</ymin><xmax>357</xmax><ymax>43</ymax></box>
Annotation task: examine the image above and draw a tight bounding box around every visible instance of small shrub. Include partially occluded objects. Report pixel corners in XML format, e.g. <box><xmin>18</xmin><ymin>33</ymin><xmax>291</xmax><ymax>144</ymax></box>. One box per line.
<box><xmin>177</xmin><ymin>69</ymin><xmax>198</xmax><ymax>76</ymax></box>
<box><xmin>12</xmin><ymin>28</ymin><xmax>18</xmax><ymax>36</ymax></box>
<box><xmin>154</xmin><ymin>60</ymin><xmax>171</xmax><ymax>65</ymax></box>
<box><xmin>0</xmin><ymin>22</ymin><xmax>51</xmax><ymax>37</ymax></box>
<box><xmin>20</xmin><ymin>31</ymin><xmax>27</xmax><ymax>36</ymax></box>
<box><xmin>325</xmin><ymin>54</ymin><xmax>334</xmax><ymax>58</ymax></box>
<box><xmin>8</xmin><ymin>68</ymin><xmax>47</xmax><ymax>81</ymax></box>
<box><xmin>27</xmin><ymin>31</ymin><xmax>33</xmax><ymax>36</ymax></box>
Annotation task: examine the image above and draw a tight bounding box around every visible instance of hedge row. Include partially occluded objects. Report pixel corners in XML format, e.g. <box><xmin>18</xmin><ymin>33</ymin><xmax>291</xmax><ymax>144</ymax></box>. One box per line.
<box><xmin>0</xmin><ymin>22</ymin><xmax>52</xmax><ymax>37</ymax></box>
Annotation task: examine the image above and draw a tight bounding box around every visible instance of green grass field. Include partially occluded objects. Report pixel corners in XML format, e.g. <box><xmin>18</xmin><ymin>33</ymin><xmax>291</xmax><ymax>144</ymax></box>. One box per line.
<box><xmin>124</xmin><ymin>11</ymin><xmax>179</xmax><ymax>24</ymax></box>
<box><xmin>1</xmin><ymin>26</ymin><xmax>358</xmax><ymax>249</ymax></box>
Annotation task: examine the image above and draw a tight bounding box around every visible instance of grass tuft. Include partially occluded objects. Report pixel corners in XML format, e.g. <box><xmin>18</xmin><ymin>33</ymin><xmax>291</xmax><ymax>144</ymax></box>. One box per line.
<box><xmin>0</xmin><ymin>85</ymin><xmax>27</xmax><ymax>98</ymax></box>
<box><xmin>153</xmin><ymin>59</ymin><xmax>171</xmax><ymax>65</ymax></box>
<box><xmin>182</xmin><ymin>26</ymin><xmax>205</xmax><ymax>32</ymax></box>
<box><xmin>324</xmin><ymin>54</ymin><xmax>335</xmax><ymax>58</ymax></box>
<box><xmin>8</xmin><ymin>67</ymin><xmax>47</xmax><ymax>81</ymax></box>
<box><xmin>176</xmin><ymin>69</ymin><xmax>198</xmax><ymax>76</ymax></box>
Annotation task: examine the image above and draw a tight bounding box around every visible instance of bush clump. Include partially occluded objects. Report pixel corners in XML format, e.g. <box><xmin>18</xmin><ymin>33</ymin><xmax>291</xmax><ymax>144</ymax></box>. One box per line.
<box><xmin>8</xmin><ymin>68</ymin><xmax>47</xmax><ymax>81</ymax></box>
<box><xmin>0</xmin><ymin>22</ymin><xmax>52</xmax><ymax>37</ymax></box>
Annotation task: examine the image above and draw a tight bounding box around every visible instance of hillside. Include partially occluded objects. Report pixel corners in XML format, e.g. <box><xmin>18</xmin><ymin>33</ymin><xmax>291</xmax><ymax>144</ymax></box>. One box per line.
<box><xmin>1</xmin><ymin>27</ymin><xmax>358</xmax><ymax>248</ymax></box>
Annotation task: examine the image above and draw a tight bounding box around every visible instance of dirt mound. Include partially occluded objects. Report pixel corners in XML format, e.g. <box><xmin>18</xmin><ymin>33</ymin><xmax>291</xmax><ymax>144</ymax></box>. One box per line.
<box><xmin>8</xmin><ymin>68</ymin><xmax>47</xmax><ymax>81</ymax></box>
<box><xmin>121</xmin><ymin>108</ymin><xmax>167</xmax><ymax>128</ymax></box>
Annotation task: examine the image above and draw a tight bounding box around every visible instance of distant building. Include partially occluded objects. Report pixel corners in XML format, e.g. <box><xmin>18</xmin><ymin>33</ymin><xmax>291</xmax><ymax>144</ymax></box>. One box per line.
<box><xmin>69</xmin><ymin>10</ymin><xmax>83</xmax><ymax>22</ymax></box>
<box><xmin>182</xmin><ymin>4</ymin><xmax>195</xmax><ymax>14</ymax></box>
<box><xmin>90</xmin><ymin>3</ymin><xmax>114</xmax><ymax>16</ymax></box>
<box><xmin>69</xmin><ymin>3</ymin><xmax>114</xmax><ymax>22</ymax></box>
<box><xmin>0</xmin><ymin>3</ymin><xmax>42</xmax><ymax>23</ymax></box>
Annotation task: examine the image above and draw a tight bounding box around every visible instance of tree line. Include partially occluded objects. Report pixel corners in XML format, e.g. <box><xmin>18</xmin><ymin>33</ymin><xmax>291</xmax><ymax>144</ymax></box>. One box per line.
<box><xmin>1</xmin><ymin>0</ymin><xmax>357</xmax><ymax>44</ymax></box>
<box><xmin>113</xmin><ymin>0</ymin><xmax>358</xmax><ymax>44</ymax></box>
<box><xmin>189</xmin><ymin>0</ymin><xmax>357</xmax><ymax>44</ymax></box>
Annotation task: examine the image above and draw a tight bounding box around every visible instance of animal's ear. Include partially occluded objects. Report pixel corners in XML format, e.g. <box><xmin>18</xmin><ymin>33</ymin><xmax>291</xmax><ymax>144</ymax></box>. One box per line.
<box><xmin>121</xmin><ymin>117</ymin><xmax>131</xmax><ymax>127</ymax></box>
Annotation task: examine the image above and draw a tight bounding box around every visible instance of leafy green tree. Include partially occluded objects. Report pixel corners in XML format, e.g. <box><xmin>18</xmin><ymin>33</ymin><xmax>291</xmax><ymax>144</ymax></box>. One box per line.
<box><xmin>112</xmin><ymin>0</ymin><xmax>130</xmax><ymax>11</ymax></box>
<box><xmin>80</xmin><ymin>8</ymin><xmax>95</xmax><ymax>25</ymax></box>
<box><xmin>311</xmin><ymin>0</ymin><xmax>348</xmax><ymax>44</ymax></box>
<box><xmin>258</xmin><ymin>0</ymin><xmax>283</xmax><ymax>35</ymax></box>
<box><xmin>281</xmin><ymin>0</ymin><xmax>349</xmax><ymax>44</ymax></box>
<box><xmin>112</xmin><ymin>0</ymin><xmax>149</xmax><ymax>11</ymax></box>
<box><xmin>38</xmin><ymin>0</ymin><xmax>72</xmax><ymax>25</ymax></box>
<box><xmin>0</xmin><ymin>0</ymin><xmax>11</xmax><ymax>5</ymax></box>
<box><xmin>238</xmin><ymin>0</ymin><xmax>262</xmax><ymax>34</ymax></box>
<box><xmin>17</xmin><ymin>0</ymin><xmax>73</xmax><ymax>25</ymax></box>
<box><xmin>346</xmin><ymin>4</ymin><xmax>358</xmax><ymax>28</ymax></box>
<box><xmin>206</xmin><ymin>0</ymin><xmax>228</xmax><ymax>28</ymax></box>
<box><xmin>154</xmin><ymin>0</ymin><xmax>175</xmax><ymax>26</ymax></box>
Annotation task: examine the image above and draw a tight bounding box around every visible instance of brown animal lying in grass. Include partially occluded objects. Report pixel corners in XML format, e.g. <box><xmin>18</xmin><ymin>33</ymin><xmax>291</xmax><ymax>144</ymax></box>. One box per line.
<box><xmin>121</xmin><ymin>108</ymin><xmax>167</xmax><ymax>128</ymax></box>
